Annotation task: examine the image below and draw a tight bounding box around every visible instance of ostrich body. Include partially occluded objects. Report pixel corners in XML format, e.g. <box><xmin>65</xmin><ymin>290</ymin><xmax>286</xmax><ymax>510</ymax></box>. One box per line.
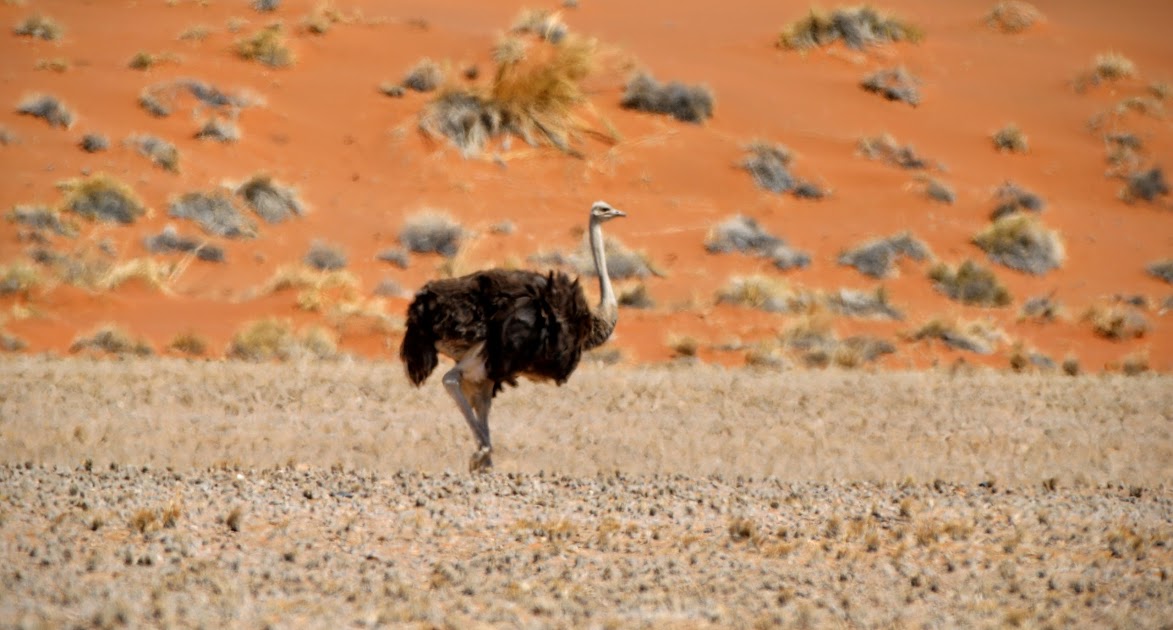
<box><xmin>400</xmin><ymin>201</ymin><xmax>626</xmax><ymax>471</ymax></box>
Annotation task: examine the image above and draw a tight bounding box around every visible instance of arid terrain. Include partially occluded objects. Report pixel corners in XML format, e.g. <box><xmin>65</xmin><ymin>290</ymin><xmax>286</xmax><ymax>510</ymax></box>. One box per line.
<box><xmin>2</xmin><ymin>358</ymin><xmax>1172</xmax><ymax>626</ymax></box>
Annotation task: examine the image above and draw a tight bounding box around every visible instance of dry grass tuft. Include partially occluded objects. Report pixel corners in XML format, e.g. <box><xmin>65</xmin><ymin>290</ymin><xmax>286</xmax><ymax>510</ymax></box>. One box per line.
<box><xmin>226</xmin><ymin>318</ymin><xmax>339</xmax><ymax>361</ymax></box>
<box><xmin>992</xmin><ymin>124</ymin><xmax>1029</xmax><ymax>153</ymax></box>
<box><xmin>96</xmin><ymin>258</ymin><xmax>175</xmax><ymax>292</ymax></box>
<box><xmin>928</xmin><ymin>260</ymin><xmax>1011</xmax><ymax>307</ymax></box>
<box><xmin>617</xmin><ymin>283</ymin><xmax>654</xmax><ymax>309</ymax></box>
<box><xmin>303</xmin><ymin>240</ymin><xmax>347</xmax><ymax>271</ymax></box>
<box><xmin>235</xmin><ymin>24</ymin><xmax>293</xmax><ymax>67</ymax></box>
<box><xmin>131</xmin><ymin>134</ymin><xmax>180</xmax><ymax>172</ymax></box>
<box><xmin>991</xmin><ymin>181</ymin><xmax>1044</xmax><ymax>220</ymax></box>
<box><xmin>400</xmin><ymin>211</ymin><xmax>464</xmax><ymax>258</ymax></box>
<box><xmin>861</xmin><ymin>66</ymin><xmax>921</xmax><ymax>106</ymax></box>
<box><xmin>57</xmin><ymin>174</ymin><xmax>148</xmax><ymax>224</ymax></box>
<box><xmin>705</xmin><ymin>215</ymin><xmax>810</xmax><ymax>270</ymax></box>
<box><xmin>620</xmin><ymin>71</ymin><xmax>714</xmax><ymax>124</ymax></box>
<box><xmin>1146</xmin><ymin>259</ymin><xmax>1173</xmax><ymax>284</ymax></box>
<box><xmin>1117</xmin><ymin>350</ymin><xmax>1150</xmax><ymax>376</ymax></box>
<box><xmin>667</xmin><ymin>334</ymin><xmax>700</xmax><ymax>358</ymax></box>
<box><xmin>1019</xmin><ymin>293</ymin><xmax>1062</xmax><ymax>322</ymax></box>
<box><xmin>857</xmin><ymin>133</ymin><xmax>930</xmax><ymax>169</ymax></box>
<box><xmin>741</xmin><ymin>142</ymin><xmax>824</xmax><ymax>198</ymax></box>
<box><xmin>0</xmin><ymin>262</ymin><xmax>42</xmax><ymax>297</ymax></box>
<box><xmin>402</xmin><ymin>57</ymin><xmax>444</xmax><ymax>93</ymax></box>
<box><xmin>194</xmin><ymin>117</ymin><xmax>240</xmax><ymax>143</ymax></box>
<box><xmin>717</xmin><ymin>275</ymin><xmax>808</xmax><ymax>313</ymax></box>
<box><xmin>13</xmin><ymin>13</ymin><xmax>62</xmax><ymax>40</ymax></box>
<box><xmin>839</xmin><ymin>232</ymin><xmax>931</xmax><ymax>278</ymax></box>
<box><xmin>235</xmin><ymin>174</ymin><xmax>306</xmax><ymax>223</ymax></box>
<box><xmin>907</xmin><ymin>317</ymin><xmax>1005</xmax><ymax>355</ymax></box>
<box><xmin>1008</xmin><ymin>343</ymin><xmax>1054</xmax><ymax>372</ymax></box>
<box><xmin>169</xmin><ymin>189</ymin><xmax>256</xmax><ymax>238</ymax></box>
<box><xmin>973</xmin><ymin>213</ymin><xmax>1064</xmax><ymax>275</ymax></box>
<box><xmin>778</xmin><ymin>6</ymin><xmax>921</xmax><ymax>50</ymax></box>
<box><xmin>70</xmin><ymin>325</ymin><xmax>154</xmax><ymax>356</ymax></box>
<box><xmin>1120</xmin><ymin>167</ymin><xmax>1169</xmax><ymax>204</ymax></box>
<box><xmin>512</xmin><ymin>8</ymin><xmax>568</xmax><ymax>43</ymax></box>
<box><xmin>1082</xmin><ymin>303</ymin><xmax>1148</xmax><ymax>340</ymax></box>
<box><xmin>1075</xmin><ymin>52</ymin><xmax>1137</xmax><ymax>92</ymax></box>
<box><xmin>16</xmin><ymin>94</ymin><xmax>74</xmax><ymax>129</ymax></box>
<box><xmin>986</xmin><ymin>2</ymin><xmax>1042</xmax><ymax>33</ymax></box>
<box><xmin>168</xmin><ymin>331</ymin><xmax>208</xmax><ymax>356</ymax></box>
<box><xmin>7</xmin><ymin>204</ymin><xmax>78</xmax><ymax>237</ymax></box>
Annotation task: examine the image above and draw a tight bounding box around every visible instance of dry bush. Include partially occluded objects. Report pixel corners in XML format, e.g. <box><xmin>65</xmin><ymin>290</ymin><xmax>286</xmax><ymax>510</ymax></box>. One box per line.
<box><xmin>1075</xmin><ymin>52</ymin><xmax>1137</xmax><ymax>92</ymax></box>
<box><xmin>403</xmin><ymin>57</ymin><xmax>444</xmax><ymax>92</ymax></box>
<box><xmin>178</xmin><ymin>24</ymin><xmax>211</xmax><ymax>41</ymax></box>
<box><xmin>13</xmin><ymin>14</ymin><xmax>62</xmax><ymax>40</ymax></box>
<box><xmin>301</xmin><ymin>3</ymin><xmax>346</xmax><ymax>34</ymax></box>
<box><xmin>907</xmin><ymin>317</ymin><xmax>1005</xmax><ymax>354</ymax></box>
<box><xmin>1019</xmin><ymin>293</ymin><xmax>1062</xmax><ymax>322</ymax></box>
<box><xmin>57</xmin><ymin>174</ymin><xmax>148</xmax><ymax>225</ymax></box>
<box><xmin>128</xmin><ymin>51</ymin><xmax>179</xmax><ymax>71</ymax></box>
<box><xmin>169</xmin><ymin>190</ymin><xmax>256</xmax><ymax>238</ymax></box>
<box><xmin>778</xmin><ymin>6</ymin><xmax>921</xmax><ymax>50</ymax></box>
<box><xmin>1147</xmin><ymin>260</ymin><xmax>1173</xmax><ymax>284</ymax></box>
<box><xmin>920</xmin><ymin>176</ymin><xmax>955</xmax><ymax>204</ymax></box>
<box><xmin>235</xmin><ymin>24</ymin><xmax>293</xmax><ymax>67</ymax></box>
<box><xmin>419</xmin><ymin>32</ymin><xmax>596</xmax><ymax>156</ymax></box>
<box><xmin>303</xmin><ymin>240</ymin><xmax>347</xmax><ymax>271</ymax></box>
<box><xmin>1120</xmin><ymin>167</ymin><xmax>1169</xmax><ymax>204</ymax></box>
<box><xmin>1062</xmin><ymin>355</ymin><xmax>1081</xmax><ymax>376</ymax></box>
<box><xmin>0</xmin><ymin>262</ymin><xmax>41</xmax><ymax>297</ymax></box>
<box><xmin>96</xmin><ymin>258</ymin><xmax>175</xmax><ymax>292</ymax></box>
<box><xmin>1008</xmin><ymin>343</ymin><xmax>1054</xmax><ymax>372</ymax></box>
<box><xmin>511</xmin><ymin>8</ymin><xmax>568</xmax><ymax>43</ymax></box>
<box><xmin>144</xmin><ymin>225</ymin><xmax>225</xmax><ymax>263</ymax></box>
<box><xmin>986</xmin><ymin>1</ymin><xmax>1042</xmax><ymax>33</ymax></box>
<box><xmin>79</xmin><ymin>133</ymin><xmax>109</xmax><ymax>153</ymax></box>
<box><xmin>717</xmin><ymin>275</ymin><xmax>809</xmax><ymax>313</ymax></box>
<box><xmin>253</xmin><ymin>0</ymin><xmax>280</xmax><ymax>12</ymax></box>
<box><xmin>857</xmin><ymin>133</ymin><xmax>929</xmax><ymax>169</ymax></box>
<box><xmin>168</xmin><ymin>331</ymin><xmax>208</xmax><ymax>356</ymax></box>
<box><xmin>1117</xmin><ymin>350</ymin><xmax>1150</xmax><ymax>376</ymax></box>
<box><xmin>195</xmin><ymin>117</ymin><xmax>240</xmax><ymax>143</ymax></box>
<box><xmin>16</xmin><ymin>94</ymin><xmax>74</xmax><ymax>129</ymax></box>
<box><xmin>992</xmin><ymin>124</ymin><xmax>1028</xmax><ymax>153</ymax></box>
<box><xmin>235</xmin><ymin>174</ymin><xmax>306</xmax><ymax>223</ymax></box>
<box><xmin>835</xmin><ymin>335</ymin><xmax>896</xmax><ymax>367</ymax></box>
<box><xmin>839</xmin><ymin>232</ymin><xmax>931</xmax><ymax>278</ymax></box>
<box><xmin>705</xmin><ymin>215</ymin><xmax>810</xmax><ymax>270</ymax></box>
<box><xmin>227</xmin><ymin>318</ymin><xmax>339</xmax><ymax>361</ymax></box>
<box><xmin>376</xmin><ymin>248</ymin><xmax>410</xmax><ymax>269</ymax></box>
<box><xmin>928</xmin><ymin>260</ymin><xmax>1011</xmax><ymax>307</ymax></box>
<box><xmin>1083</xmin><ymin>303</ymin><xmax>1148</xmax><ymax>340</ymax></box>
<box><xmin>7</xmin><ymin>205</ymin><xmax>78</xmax><ymax>237</ymax></box>
<box><xmin>991</xmin><ymin>181</ymin><xmax>1044</xmax><ymax>220</ymax></box>
<box><xmin>0</xmin><ymin>330</ymin><xmax>28</xmax><ymax>352</ymax></box>
<box><xmin>131</xmin><ymin>135</ymin><xmax>180</xmax><ymax>172</ymax></box>
<box><xmin>70</xmin><ymin>325</ymin><xmax>154</xmax><ymax>357</ymax></box>
<box><xmin>400</xmin><ymin>211</ymin><xmax>464</xmax><ymax>258</ymax></box>
<box><xmin>667</xmin><ymin>334</ymin><xmax>700</xmax><ymax>358</ymax></box>
<box><xmin>259</xmin><ymin>265</ymin><xmax>358</xmax><ymax>297</ymax></box>
<box><xmin>741</xmin><ymin>142</ymin><xmax>824</xmax><ymax>198</ymax></box>
<box><xmin>825</xmin><ymin>287</ymin><xmax>903</xmax><ymax>320</ymax></box>
<box><xmin>138</xmin><ymin>79</ymin><xmax>255</xmax><ymax>119</ymax></box>
<box><xmin>973</xmin><ymin>213</ymin><xmax>1064</xmax><ymax>275</ymax></box>
<box><xmin>620</xmin><ymin>71</ymin><xmax>714</xmax><ymax>124</ymax></box>
<box><xmin>617</xmin><ymin>283</ymin><xmax>654</xmax><ymax>309</ymax></box>
<box><xmin>34</xmin><ymin>57</ymin><xmax>70</xmax><ymax>73</ymax></box>
<box><xmin>861</xmin><ymin>67</ymin><xmax>921</xmax><ymax>106</ymax></box>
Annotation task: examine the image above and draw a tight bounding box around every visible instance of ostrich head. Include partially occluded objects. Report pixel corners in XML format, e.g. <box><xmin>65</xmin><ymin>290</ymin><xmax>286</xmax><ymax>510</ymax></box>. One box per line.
<box><xmin>590</xmin><ymin>200</ymin><xmax>626</xmax><ymax>223</ymax></box>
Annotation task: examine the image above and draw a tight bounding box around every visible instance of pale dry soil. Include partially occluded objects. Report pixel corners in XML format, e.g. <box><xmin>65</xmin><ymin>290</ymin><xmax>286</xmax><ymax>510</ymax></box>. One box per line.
<box><xmin>1</xmin><ymin>358</ymin><xmax>1171</xmax><ymax>628</ymax></box>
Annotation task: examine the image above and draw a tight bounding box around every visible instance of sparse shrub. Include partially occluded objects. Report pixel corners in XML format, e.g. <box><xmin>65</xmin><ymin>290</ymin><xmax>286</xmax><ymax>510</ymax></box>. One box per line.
<box><xmin>178</xmin><ymin>24</ymin><xmax>211</xmax><ymax>41</ymax></box>
<box><xmin>235</xmin><ymin>24</ymin><xmax>293</xmax><ymax>67</ymax></box>
<box><xmin>1119</xmin><ymin>350</ymin><xmax>1150</xmax><ymax>376</ymax></box>
<box><xmin>620</xmin><ymin>71</ymin><xmax>714</xmax><ymax>124</ymax></box>
<box><xmin>0</xmin><ymin>331</ymin><xmax>28</xmax><ymax>352</ymax></box>
<box><xmin>1147</xmin><ymin>260</ymin><xmax>1173</xmax><ymax>284</ymax></box>
<box><xmin>1120</xmin><ymin>167</ymin><xmax>1169</xmax><ymax>204</ymax></box>
<box><xmin>13</xmin><ymin>14</ymin><xmax>62</xmax><ymax>40</ymax></box>
<box><xmin>227</xmin><ymin>318</ymin><xmax>338</xmax><ymax>361</ymax></box>
<box><xmin>838</xmin><ymin>232</ymin><xmax>931</xmax><ymax>278</ymax></box>
<box><xmin>618</xmin><ymin>283</ymin><xmax>654</xmax><ymax>309</ymax></box>
<box><xmin>139</xmin><ymin>79</ymin><xmax>252</xmax><ymax>119</ymax></box>
<box><xmin>96</xmin><ymin>258</ymin><xmax>173</xmax><ymax>292</ymax></box>
<box><xmin>826</xmin><ymin>287</ymin><xmax>903</xmax><ymax>320</ymax></box>
<box><xmin>130</xmin><ymin>508</ymin><xmax>158</xmax><ymax>534</ymax></box>
<box><xmin>991</xmin><ymin>181</ymin><xmax>1044</xmax><ymax>219</ymax></box>
<box><xmin>252</xmin><ymin>0</ymin><xmax>280</xmax><ymax>12</ymax></box>
<box><xmin>973</xmin><ymin>213</ymin><xmax>1064</xmax><ymax>275</ymax></box>
<box><xmin>835</xmin><ymin>335</ymin><xmax>896</xmax><ymax>367</ymax></box>
<box><xmin>400</xmin><ymin>211</ymin><xmax>464</xmax><ymax>257</ymax></box>
<box><xmin>7</xmin><ymin>204</ymin><xmax>77</xmax><ymax>237</ymax></box>
<box><xmin>376</xmin><ymin>248</ymin><xmax>410</xmax><ymax>268</ymax></box>
<box><xmin>403</xmin><ymin>58</ymin><xmax>444</xmax><ymax>92</ymax></box>
<box><xmin>1062</xmin><ymin>356</ymin><xmax>1080</xmax><ymax>376</ymax></box>
<box><xmin>741</xmin><ymin>142</ymin><xmax>824</xmax><ymax>198</ymax></box>
<box><xmin>705</xmin><ymin>215</ymin><xmax>810</xmax><ymax>270</ymax></box>
<box><xmin>169</xmin><ymin>190</ymin><xmax>256</xmax><ymax>238</ymax></box>
<box><xmin>928</xmin><ymin>260</ymin><xmax>1011</xmax><ymax>307</ymax></box>
<box><xmin>304</xmin><ymin>240</ymin><xmax>347</xmax><ymax>271</ymax></box>
<box><xmin>922</xmin><ymin>177</ymin><xmax>955</xmax><ymax>204</ymax></box>
<box><xmin>907</xmin><ymin>317</ymin><xmax>1005</xmax><ymax>354</ymax></box>
<box><xmin>1008</xmin><ymin>343</ymin><xmax>1054</xmax><ymax>372</ymax></box>
<box><xmin>379</xmin><ymin>83</ymin><xmax>406</xmax><ymax>98</ymax></box>
<box><xmin>79</xmin><ymin>133</ymin><xmax>108</xmax><ymax>153</ymax></box>
<box><xmin>1019</xmin><ymin>293</ymin><xmax>1061</xmax><ymax>322</ymax></box>
<box><xmin>70</xmin><ymin>325</ymin><xmax>154</xmax><ymax>356</ymax></box>
<box><xmin>194</xmin><ymin>117</ymin><xmax>239</xmax><ymax>143</ymax></box>
<box><xmin>992</xmin><ymin>124</ymin><xmax>1028</xmax><ymax>153</ymax></box>
<box><xmin>57</xmin><ymin>174</ymin><xmax>148</xmax><ymax>224</ymax></box>
<box><xmin>34</xmin><ymin>57</ymin><xmax>69</xmax><ymax>72</ymax></box>
<box><xmin>168</xmin><ymin>331</ymin><xmax>208</xmax><ymax>356</ymax></box>
<box><xmin>668</xmin><ymin>334</ymin><xmax>700</xmax><ymax>358</ymax></box>
<box><xmin>235</xmin><ymin>174</ymin><xmax>306</xmax><ymax>223</ymax></box>
<box><xmin>858</xmin><ymin>133</ymin><xmax>928</xmax><ymax>169</ymax></box>
<box><xmin>861</xmin><ymin>66</ymin><xmax>921</xmax><ymax>106</ymax></box>
<box><xmin>512</xmin><ymin>8</ymin><xmax>567</xmax><ymax>43</ymax></box>
<box><xmin>777</xmin><ymin>6</ymin><xmax>921</xmax><ymax>50</ymax></box>
<box><xmin>1075</xmin><ymin>52</ymin><xmax>1137</xmax><ymax>92</ymax></box>
<box><xmin>372</xmin><ymin>278</ymin><xmax>405</xmax><ymax>298</ymax></box>
<box><xmin>1083</xmin><ymin>303</ymin><xmax>1148</xmax><ymax>340</ymax></box>
<box><xmin>260</xmin><ymin>265</ymin><xmax>358</xmax><ymax>296</ymax></box>
<box><xmin>717</xmin><ymin>275</ymin><xmax>807</xmax><ymax>313</ymax></box>
<box><xmin>144</xmin><ymin>225</ymin><xmax>225</xmax><ymax>262</ymax></box>
<box><xmin>781</xmin><ymin>317</ymin><xmax>838</xmax><ymax>367</ymax></box>
<box><xmin>0</xmin><ymin>262</ymin><xmax>40</xmax><ymax>296</ymax></box>
<box><xmin>302</xmin><ymin>4</ymin><xmax>344</xmax><ymax>34</ymax></box>
<box><xmin>16</xmin><ymin>94</ymin><xmax>74</xmax><ymax>128</ymax></box>
<box><xmin>128</xmin><ymin>51</ymin><xmax>175</xmax><ymax>70</ymax></box>
<box><xmin>986</xmin><ymin>1</ymin><xmax>1041</xmax><ymax>33</ymax></box>
<box><xmin>131</xmin><ymin>134</ymin><xmax>180</xmax><ymax>172</ymax></box>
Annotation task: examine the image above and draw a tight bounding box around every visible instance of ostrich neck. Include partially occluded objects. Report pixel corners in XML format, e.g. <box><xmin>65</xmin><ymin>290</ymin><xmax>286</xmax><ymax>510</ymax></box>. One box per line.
<box><xmin>585</xmin><ymin>217</ymin><xmax>618</xmax><ymax>349</ymax></box>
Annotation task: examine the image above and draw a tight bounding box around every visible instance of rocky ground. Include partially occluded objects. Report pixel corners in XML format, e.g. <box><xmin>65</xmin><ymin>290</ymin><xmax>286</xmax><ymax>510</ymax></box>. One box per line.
<box><xmin>1</xmin><ymin>358</ymin><xmax>1171</xmax><ymax>627</ymax></box>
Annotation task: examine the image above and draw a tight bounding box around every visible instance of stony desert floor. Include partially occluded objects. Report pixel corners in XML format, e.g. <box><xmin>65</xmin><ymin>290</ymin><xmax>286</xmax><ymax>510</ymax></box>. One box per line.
<box><xmin>2</xmin><ymin>358</ymin><xmax>1171</xmax><ymax>627</ymax></box>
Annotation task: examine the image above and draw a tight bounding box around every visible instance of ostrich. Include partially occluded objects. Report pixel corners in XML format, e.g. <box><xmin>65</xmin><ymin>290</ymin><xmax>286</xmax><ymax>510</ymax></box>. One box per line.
<box><xmin>400</xmin><ymin>200</ymin><xmax>627</xmax><ymax>472</ymax></box>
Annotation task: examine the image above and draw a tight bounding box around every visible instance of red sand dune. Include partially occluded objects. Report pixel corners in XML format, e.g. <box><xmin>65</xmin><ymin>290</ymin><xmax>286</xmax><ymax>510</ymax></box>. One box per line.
<box><xmin>1</xmin><ymin>0</ymin><xmax>1170</xmax><ymax>371</ymax></box>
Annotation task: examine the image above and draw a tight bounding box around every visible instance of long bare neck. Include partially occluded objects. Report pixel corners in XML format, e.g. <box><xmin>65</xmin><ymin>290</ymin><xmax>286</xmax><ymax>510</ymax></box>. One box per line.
<box><xmin>585</xmin><ymin>215</ymin><xmax>617</xmax><ymax>349</ymax></box>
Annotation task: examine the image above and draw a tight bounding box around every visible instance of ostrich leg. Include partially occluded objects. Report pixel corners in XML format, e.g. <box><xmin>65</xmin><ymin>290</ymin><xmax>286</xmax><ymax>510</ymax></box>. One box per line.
<box><xmin>441</xmin><ymin>346</ymin><xmax>493</xmax><ymax>472</ymax></box>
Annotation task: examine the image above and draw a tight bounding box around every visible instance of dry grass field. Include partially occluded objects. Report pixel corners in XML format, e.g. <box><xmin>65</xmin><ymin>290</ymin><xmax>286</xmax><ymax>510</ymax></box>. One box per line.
<box><xmin>2</xmin><ymin>358</ymin><xmax>1172</xmax><ymax>627</ymax></box>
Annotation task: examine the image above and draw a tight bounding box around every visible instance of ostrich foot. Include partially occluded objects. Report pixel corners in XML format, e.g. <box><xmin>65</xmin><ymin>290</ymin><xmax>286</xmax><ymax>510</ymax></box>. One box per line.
<box><xmin>469</xmin><ymin>446</ymin><xmax>493</xmax><ymax>473</ymax></box>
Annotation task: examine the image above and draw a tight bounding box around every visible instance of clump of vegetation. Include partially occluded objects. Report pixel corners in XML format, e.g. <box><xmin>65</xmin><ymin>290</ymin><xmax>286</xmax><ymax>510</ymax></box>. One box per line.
<box><xmin>178</xmin><ymin>24</ymin><xmax>212</xmax><ymax>41</ymax></box>
<box><xmin>131</xmin><ymin>134</ymin><xmax>180</xmax><ymax>172</ymax></box>
<box><xmin>826</xmin><ymin>287</ymin><xmax>903</xmax><ymax>320</ymax></box>
<box><xmin>986</xmin><ymin>1</ymin><xmax>1042</xmax><ymax>33</ymax></box>
<box><xmin>717</xmin><ymin>275</ymin><xmax>808</xmax><ymax>313</ymax></box>
<box><xmin>303</xmin><ymin>240</ymin><xmax>347</xmax><ymax>271</ymax></box>
<box><xmin>400</xmin><ymin>211</ymin><xmax>464</xmax><ymax>257</ymax></box>
<box><xmin>302</xmin><ymin>4</ymin><xmax>345</xmax><ymax>34</ymax></box>
<box><xmin>128</xmin><ymin>51</ymin><xmax>179</xmax><ymax>71</ymax></box>
<box><xmin>838</xmin><ymin>232</ymin><xmax>931</xmax><ymax>278</ymax></box>
<box><xmin>992</xmin><ymin>124</ymin><xmax>1028</xmax><ymax>153</ymax></box>
<box><xmin>511</xmin><ymin>8</ymin><xmax>567</xmax><ymax>43</ymax></box>
<box><xmin>403</xmin><ymin>58</ymin><xmax>444</xmax><ymax>92</ymax></box>
<box><xmin>0</xmin><ymin>262</ymin><xmax>41</xmax><ymax>297</ymax></box>
<box><xmin>991</xmin><ymin>181</ymin><xmax>1045</xmax><ymax>220</ymax></box>
<box><xmin>379</xmin><ymin>83</ymin><xmax>406</xmax><ymax>98</ymax></box>
<box><xmin>973</xmin><ymin>213</ymin><xmax>1064</xmax><ymax>275</ymax></box>
<box><xmin>920</xmin><ymin>176</ymin><xmax>955</xmax><ymax>204</ymax></box>
<box><xmin>777</xmin><ymin>6</ymin><xmax>921</xmax><ymax>50</ymax></box>
<box><xmin>227</xmin><ymin>318</ymin><xmax>338</xmax><ymax>361</ymax></box>
<box><xmin>169</xmin><ymin>190</ymin><xmax>256</xmax><ymax>238</ymax></box>
<box><xmin>928</xmin><ymin>260</ymin><xmax>1011</xmax><ymax>307</ymax></box>
<box><xmin>667</xmin><ymin>334</ymin><xmax>700</xmax><ymax>359</ymax></box>
<box><xmin>143</xmin><ymin>225</ymin><xmax>225</xmax><ymax>262</ymax></box>
<box><xmin>372</xmin><ymin>278</ymin><xmax>406</xmax><ymax>298</ymax></box>
<box><xmin>376</xmin><ymin>247</ymin><xmax>410</xmax><ymax>269</ymax></box>
<box><xmin>861</xmin><ymin>67</ymin><xmax>921</xmax><ymax>106</ymax></box>
<box><xmin>705</xmin><ymin>215</ymin><xmax>810</xmax><ymax>270</ymax></box>
<box><xmin>1147</xmin><ymin>259</ymin><xmax>1173</xmax><ymax>284</ymax></box>
<box><xmin>907</xmin><ymin>317</ymin><xmax>1005</xmax><ymax>354</ymax></box>
<box><xmin>235</xmin><ymin>174</ymin><xmax>305</xmax><ymax>223</ymax></box>
<box><xmin>169</xmin><ymin>331</ymin><xmax>208</xmax><ymax>356</ymax></box>
<box><xmin>618</xmin><ymin>283</ymin><xmax>654</xmax><ymax>309</ymax></box>
<box><xmin>57</xmin><ymin>174</ymin><xmax>148</xmax><ymax>224</ymax></box>
<box><xmin>79</xmin><ymin>133</ymin><xmax>108</xmax><ymax>153</ymax></box>
<box><xmin>253</xmin><ymin>0</ymin><xmax>280</xmax><ymax>12</ymax></box>
<box><xmin>16</xmin><ymin>94</ymin><xmax>74</xmax><ymax>129</ymax></box>
<box><xmin>1120</xmin><ymin>166</ymin><xmax>1168</xmax><ymax>204</ymax></box>
<box><xmin>1019</xmin><ymin>293</ymin><xmax>1062</xmax><ymax>322</ymax></box>
<box><xmin>194</xmin><ymin>117</ymin><xmax>240</xmax><ymax>143</ymax></box>
<box><xmin>13</xmin><ymin>14</ymin><xmax>62</xmax><ymax>41</ymax></box>
<box><xmin>235</xmin><ymin>24</ymin><xmax>293</xmax><ymax>67</ymax></box>
<box><xmin>34</xmin><ymin>57</ymin><xmax>69</xmax><ymax>72</ymax></box>
<box><xmin>1075</xmin><ymin>52</ymin><xmax>1137</xmax><ymax>92</ymax></box>
<box><xmin>139</xmin><ymin>79</ymin><xmax>254</xmax><ymax>119</ymax></box>
<box><xmin>740</xmin><ymin>142</ymin><xmax>824</xmax><ymax>198</ymax></box>
<box><xmin>70</xmin><ymin>325</ymin><xmax>154</xmax><ymax>357</ymax></box>
<box><xmin>7</xmin><ymin>205</ymin><xmax>78</xmax><ymax>237</ymax></box>
<box><xmin>857</xmin><ymin>133</ymin><xmax>929</xmax><ymax>169</ymax></box>
<box><xmin>1008</xmin><ymin>343</ymin><xmax>1054</xmax><ymax>372</ymax></box>
<box><xmin>1083</xmin><ymin>303</ymin><xmax>1148</xmax><ymax>340</ymax></box>
<box><xmin>1118</xmin><ymin>350</ymin><xmax>1150</xmax><ymax>376</ymax></box>
<box><xmin>620</xmin><ymin>71</ymin><xmax>714</xmax><ymax>124</ymax></box>
<box><xmin>419</xmin><ymin>32</ymin><xmax>597</xmax><ymax>156</ymax></box>
<box><xmin>1</xmin><ymin>331</ymin><xmax>28</xmax><ymax>352</ymax></box>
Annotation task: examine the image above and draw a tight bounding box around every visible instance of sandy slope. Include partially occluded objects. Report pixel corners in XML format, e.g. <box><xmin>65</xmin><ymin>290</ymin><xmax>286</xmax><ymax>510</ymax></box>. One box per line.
<box><xmin>0</xmin><ymin>0</ymin><xmax>1171</xmax><ymax>370</ymax></box>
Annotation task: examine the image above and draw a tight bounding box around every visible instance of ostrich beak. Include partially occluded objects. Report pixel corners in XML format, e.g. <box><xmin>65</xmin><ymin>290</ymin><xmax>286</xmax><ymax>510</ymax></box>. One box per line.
<box><xmin>613</xmin><ymin>209</ymin><xmax>627</xmax><ymax>218</ymax></box>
